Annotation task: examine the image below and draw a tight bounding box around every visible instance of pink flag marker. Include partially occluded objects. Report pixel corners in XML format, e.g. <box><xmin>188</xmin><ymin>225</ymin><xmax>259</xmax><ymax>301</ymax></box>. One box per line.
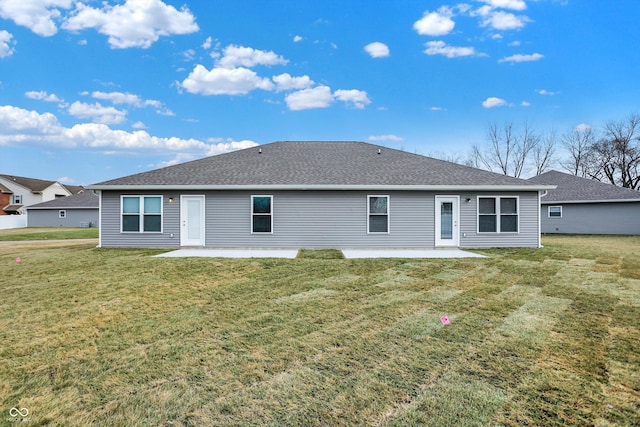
<box><xmin>440</xmin><ymin>314</ymin><xmax>450</xmax><ymax>325</ymax></box>
<box><xmin>16</xmin><ymin>257</ymin><xmax>21</xmax><ymax>263</ymax></box>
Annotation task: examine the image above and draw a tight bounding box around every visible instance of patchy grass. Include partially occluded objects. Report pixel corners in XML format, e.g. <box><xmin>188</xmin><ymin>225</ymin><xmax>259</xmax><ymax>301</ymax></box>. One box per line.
<box><xmin>0</xmin><ymin>227</ymin><xmax>98</xmax><ymax>241</ymax></box>
<box><xmin>0</xmin><ymin>235</ymin><xmax>638</xmax><ymax>426</ymax></box>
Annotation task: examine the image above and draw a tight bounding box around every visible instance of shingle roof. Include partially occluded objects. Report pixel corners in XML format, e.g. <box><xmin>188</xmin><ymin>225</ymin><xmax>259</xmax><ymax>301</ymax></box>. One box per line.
<box><xmin>529</xmin><ymin>170</ymin><xmax>640</xmax><ymax>203</ymax></box>
<box><xmin>91</xmin><ymin>141</ymin><xmax>547</xmax><ymax>189</ymax></box>
<box><xmin>0</xmin><ymin>174</ymin><xmax>57</xmax><ymax>192</ymax></box>
<box><xmin>26</xmin><ymin>191</ymin><xmax>99</xmax><ymax>209</ymax></box>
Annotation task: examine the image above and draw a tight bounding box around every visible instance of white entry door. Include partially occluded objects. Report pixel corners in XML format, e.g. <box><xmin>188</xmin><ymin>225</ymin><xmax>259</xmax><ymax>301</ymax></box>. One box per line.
<box><xmin>435</xmin><ymin>196</ymin><xmax>460</xmax><ymax>247</ymax></box>
<box><xmin>180</xmin><ymin>195</ymin><xmax>205</xmax><ymax>246</ymax></box>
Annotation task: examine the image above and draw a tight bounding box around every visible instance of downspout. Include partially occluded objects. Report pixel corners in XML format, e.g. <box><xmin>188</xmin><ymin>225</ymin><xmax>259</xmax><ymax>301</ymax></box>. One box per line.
<box><xmin>94</xmin><ymin>190</ymin><xmax>102</xmax><ymax>248</ymax></box>
<box><xmin>538</xmin><ymin>190</ymin><xmax>548</xmax><ymax>248</ymax></box>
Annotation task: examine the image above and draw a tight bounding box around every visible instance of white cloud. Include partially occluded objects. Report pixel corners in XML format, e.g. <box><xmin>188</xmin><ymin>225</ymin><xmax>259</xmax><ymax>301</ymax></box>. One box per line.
<box><xmin>0</xmin><ymin>30</ymin><xmax>15</xmax><ymax>58</ymax></box>
<box><xmin>334</xmin><ymin>89</ymin><xmax>371</xmax><ymax>109</ymax></box>
<box><xmin>413</xmin><ymin>7</ymin><xmax>455</xmax><ymax>36</ymax></box>
<box><xmin>521</xmin><ymin>101</ymin><xmax>531</xmax><ymax>107</ymax></box>
<box><xmin>293</xmin><ymin>35</ymin><xmax>303</xmax><ymax>42</ymax></box>
<box><xmin>424</xmin><ymin>40</ymin><xmax>476</xmax><ymax>58</ymax></box>
<box><xmin>285</xmin><ymin>86</ymin><xmax>334</xmax><ymax>111</ymax></box>
<box><xmin>364</xmin><ymin>42</ymin><xmax>390</xmax><ymax>58</ymax></box>
<box><xmin>480</xmin><ymin>0</ymin><xmax>527</xmax><ymax>10</ymax></box>
<box><xmin>369</xmin><ymin>135</ymin><xmax>404</xmax><ymax>142</ymax></box>
<box><xmin>482</xmin><ymin>97</ymin><xmax>507</xmax><ymax>108</ymax></box>
<box><xmin>57</xmin><ymin>176</ymin><xmax>74</xmax><ymax>184</ymax></box>
<box><xmin>132</xmin><ymin>121</ymin><xmax>147</xmax><ymax>129</ymax></box>
<box><xmin>91</xmin><ymin>91</ymin><xmax>162</xmax><ymax>108</ymax></box>
<box><xmin>430</xmin><ymin>106</ymin><xmax>446</xmax><ymax>111</ymax></box>
<box><xmin>482</xmin><ymin>11</ymin><xmax>529</xmax><ymax>30</ymax></box>
<box><xmin>216</xmin><ymin>45</ymin><xmax>288</xmax><ymax>69</ymax></box>
<box><xmin>181</xmin><ymin>65</ymin><xmax>275</xmax><ymax>96</ymax></box>
<box><xmin>0</xmin><ymin>105</ymin><xmax>257</xmax><ymax>159</ymax></box>
<box><xmin>62</xmin><ymin>0</ymin><xmax>199</xmax><ymax>49</ymax></box>
<box><xmin>202</xmin><ymin>36</ymin><xmax>212</xmax><ymax>50</ymax></box>
<box><xmin>272</xmin><ymin>73</ymin><xmax>314</xmax><ymax>92</ymax></box>
<box><xmin>0</xmin><ymin>0</ymin><xmax>72</xmax><ymax>37</ymax></box>
<box><xmin>25</xmin><ymin>90</ymin><xmax>63</xmax><ymax>102</ymax></box>
<box><xmin>68</xmin><ymin>101</ymin><xmax>127</xmax><ymax>124</ymax></box>
<box><xmin>508</xmin><ymin>40</ymin><xmax>521</xmax><ymax>46</ymax></box>
<box><xmin>538</xmin><ymin>89</ymin><xmax>559</xmax><ymax>95</ymax></box>
<box><xmin>499</xmin><ymin>52</ymin><xmax>543</xmax><ymax>62</ymax></box>
<box><xmin>575</xmin><ymin>123</ymin><xmax>591</xmax><ymax>132</ymax></box>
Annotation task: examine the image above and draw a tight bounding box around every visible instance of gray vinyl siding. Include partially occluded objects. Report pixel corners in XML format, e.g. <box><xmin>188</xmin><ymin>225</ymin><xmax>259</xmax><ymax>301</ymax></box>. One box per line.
<box><xmin>540</xmin><ymin>202</ymin><xmax>640</xmax><ymax>235</ymax></box>
<box><xmin>100</xmin><ymin>191</ymin><xmax>180</xmax><ymax>247</ymax></box>
<box><xmin>459</xmin><ymin>191</ymin><xmax>540</xmax><ymax>248</ymax></box>
<box><xmin>27</xmin><ymin>208</ymin><xmax>99</xmax><ymax>228</ymax></box>
<box><xmin>99</xmin><ymin>189</ymin><xmax>542</xmax><ymax>248</ymax></box>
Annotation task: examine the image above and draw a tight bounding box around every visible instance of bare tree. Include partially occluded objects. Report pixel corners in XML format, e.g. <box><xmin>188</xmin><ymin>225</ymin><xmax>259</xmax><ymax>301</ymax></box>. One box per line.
<box><xmin>560</xmin><ymin>125</ymin><xmax>596</xmax><ymax>177</ymax></box>
<box><xmin>592</xmin><ymin>114</ymin><xmax>640</xmax><ymax>189</ymax></box>
<box><xmin>533</xmin><ymin>129</ymin><xmax>557</xmax><ymax>175</ymax></box>
<box><xmin>472</xmin><ymin>121</ymin><xmax>540</xmax><ymax>178</ymax></box>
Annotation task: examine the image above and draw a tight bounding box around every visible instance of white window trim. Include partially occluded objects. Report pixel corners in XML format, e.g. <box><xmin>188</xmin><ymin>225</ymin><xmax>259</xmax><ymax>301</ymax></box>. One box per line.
<box><xmin>367</xmin><ymin>195</ymin><xmax>390</xmax><ymax>234</ymax></box>
<box><xmin>251</xmin><ymin>195</ymin><xmax>273</xmax><ymax>234</ymax></box>
<box><xmin>120</xmin><ymin>195</ymin><xmax>163</xmax><ymax>233</ymax></box>
<box><xmin>58</xmin><ymin>210</ymin><xmax>66</xmax><ymax>219</ymax></box>
<box><xmin>477</xmin><ymin>195</ymin><xmax>520</xmax><ymax>234</ymax></box>
<box><xmin>548</xmin><ymin>206</ymin><xmax>562</xmax><ymax>218</ymax></box>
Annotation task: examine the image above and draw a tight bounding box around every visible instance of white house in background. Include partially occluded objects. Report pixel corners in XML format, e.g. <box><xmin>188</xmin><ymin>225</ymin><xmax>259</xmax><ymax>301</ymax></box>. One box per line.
<box><xmin>529</xmin><ymin>170</ymin><xmax>640</xmax><ymax>235</ymax></box>
<box><xmin>0</xmin><ymin>174</ymin><xmax>74</xmax><ymax>215</ymax></box>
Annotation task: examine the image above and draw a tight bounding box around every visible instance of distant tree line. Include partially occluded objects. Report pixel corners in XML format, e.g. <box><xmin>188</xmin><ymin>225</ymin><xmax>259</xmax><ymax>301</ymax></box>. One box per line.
<box><xmin>469</xmin><ymin>113</ymin><xmax>640</xmax><ymax>189</ymax></box>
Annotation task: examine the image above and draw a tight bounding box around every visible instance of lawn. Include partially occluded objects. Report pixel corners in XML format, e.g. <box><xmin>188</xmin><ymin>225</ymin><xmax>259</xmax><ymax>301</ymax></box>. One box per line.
<box><xmin>1</xmin><ymin>236</ymin><xmax>638</xmax><ymax>426</ymax></box>
<box><xmin>0</xmin><ymin>227</ymin><xmax>99</xmax><ymax>241</ymax></box>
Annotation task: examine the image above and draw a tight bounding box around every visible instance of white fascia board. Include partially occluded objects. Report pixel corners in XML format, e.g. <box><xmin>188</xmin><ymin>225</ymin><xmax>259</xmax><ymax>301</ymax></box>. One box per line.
<box><xmin>540</xmin><ymin>198</ymin><xmax>640</xmax><ymax>204</ymax></box>
<box><xmin>88</xmin><ymin>184</ymin><xmax>555</xmax><ymax>192</ymax></box>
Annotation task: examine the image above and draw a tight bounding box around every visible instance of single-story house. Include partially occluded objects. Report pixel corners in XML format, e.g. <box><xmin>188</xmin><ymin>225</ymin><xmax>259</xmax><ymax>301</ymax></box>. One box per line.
<box><xmin>88</xmin><ymin>141</ymin><xmax>554</xmax><ymax>249</ymax></box>
<box><xmin>26</xmin><ymin>191</ymin><xmax>99</xmax><ymax>228</ymax></box>
<box><xmin>529</xmin><ymin>170</ymin><xmax>640</xmax><ymax>235</ymax></box>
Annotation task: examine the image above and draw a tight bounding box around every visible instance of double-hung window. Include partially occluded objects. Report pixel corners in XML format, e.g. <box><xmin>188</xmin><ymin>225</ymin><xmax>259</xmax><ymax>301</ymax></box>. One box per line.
<box><xmin>368</xmin><ymin>195</ymin><xmax>389</xmax><ymax>233</ymax></box>
<box><xmin>252</xmin><ymin>195</ymin><xmax>272</xmax><ymax>233</ymax></box>
<box><xmin>121</xmin><ymin>196</ymin><xmax>162</xmax><ymax>233</ymax></box>
<box><xmin>548</xmin><ymin>206</ymin><xmax>562</xmax><ymax>218</ymax></box>
<box><xmin>59</xmin><ymin>210</ymin><xmax>66</xmax><ymax>219</ymax></box>
<box><xmin>478</xmin><ymin>196</ymin><xmax>518</xmax><ymax>233</ymax></box>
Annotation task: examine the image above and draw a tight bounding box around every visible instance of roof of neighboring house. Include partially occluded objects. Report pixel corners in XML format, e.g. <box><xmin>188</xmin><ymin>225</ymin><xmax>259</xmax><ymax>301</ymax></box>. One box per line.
<box><xmin>529</xmin><ymin>170</ymin><xmax>640</xmax><ymax>203</ymax></box>
<box><xmin>3</xmin><ymin>204</ymin><xmax>23</xmax><ymax>213</ymax></box>
<box><xmin>90</xmin><ymin>141</ymin><xmax>551</xmax><ymax>191</ymax></box>
<box><xmin>63</xmin><ymin>185</ymin><xmax>85</xmax><ymax>194</ymax></box>
<box><xmin>0</xmin><ymin>174</ymin><xmax>58</xmax><ymax>193</ymax></box>
<box><xmin>0</xmin><ymin>183</ymin><xmax>12</xmax><ymax>194</ymax></box>
<box><xmin>26</xmin><ymin>191</ymin><xmax>99</xmax><ymax>210</ymax></box>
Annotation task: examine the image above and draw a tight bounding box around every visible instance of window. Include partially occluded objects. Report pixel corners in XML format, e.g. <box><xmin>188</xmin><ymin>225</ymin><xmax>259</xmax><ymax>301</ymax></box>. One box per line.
<box><xmin>478</xmin><ymin>196</ymin><xmax>518</xmax><ymax>233</ymax></box>
<box><xmin>13</xmin><ymin>195</ymin><xmax>22</xmax><ymax>204</ymax></box>
<box><xmin>121</xmin><ymin>196</ymin><xmax>162</xmax><ymax>233</ymax></box>
<box><xmin>59</xmin><ymin>210</ymin><xmax>66</xmax><ymax>219</ymax></box>
<box><xmin>252</xmin><ymin>195</ymin><xmax>272</xmax><ymax>233</ymax></box>
<box><xmin>548</xmin><ymin>206</ymin><xmax>562</xmax><ymax>218</ymax></box>
<box><xmin>368</xmin><ymin>195</ymin><xmax>389</xmax><ymax>233</ymax></box>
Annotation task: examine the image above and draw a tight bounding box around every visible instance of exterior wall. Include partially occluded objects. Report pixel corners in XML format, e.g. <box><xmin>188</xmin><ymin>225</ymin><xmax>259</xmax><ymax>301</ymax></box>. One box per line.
<box><xmin>459</xmin><ymin>191</ymin><xmax>540</xmax><ymax>248</ymax></box>
<box><xmin>40</xmin><ymin>183</ymin><xmax>71</xmax><ymax>202</ymax></box>
<box><xmin>540</xmin><ymin>202</ymin><xmax>640</xmax><ymax>235</ymax></box>
<box><xmin>0</xmin><ymin>193</ymin><xmax>11</xmax><ymax>215</ymax></box>
<box><xmin>99</xmin><ymin>190</ymin><xmax>541</xmax><ymax>248</ymax></box>
<box><xmin>27</xmin><ymin>208</ymin><xmax>99</xmax><ymax>228</ymax></box>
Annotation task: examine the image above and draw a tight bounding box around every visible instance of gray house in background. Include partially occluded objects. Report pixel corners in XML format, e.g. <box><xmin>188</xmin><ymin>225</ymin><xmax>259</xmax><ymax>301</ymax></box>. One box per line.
<box><xmin>26</xmin><ymin>191</ymin><xmax>99</xmax><ymax>228</ymax></box>
<box><xmin>88</xmin><ymin>141</ymin><xmax>554</xmax><ymax>249</ymax></box>
<box><xmin>529</xmin><ymin>170</ymin><xmax>640</xmax><ymax>235</ymax></box>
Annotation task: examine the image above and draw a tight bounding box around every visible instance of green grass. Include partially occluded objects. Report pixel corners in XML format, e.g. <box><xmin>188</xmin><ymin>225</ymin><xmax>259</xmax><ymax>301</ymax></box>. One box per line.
<box><xmin>1</xmin><ymin>235</ymin><xmax>638</xmax><ymax>426</ymax></box>
<box><xmin>0</xmin><ymin>227</ymin><xmax>99</xmax><ymax>241</ymax></box>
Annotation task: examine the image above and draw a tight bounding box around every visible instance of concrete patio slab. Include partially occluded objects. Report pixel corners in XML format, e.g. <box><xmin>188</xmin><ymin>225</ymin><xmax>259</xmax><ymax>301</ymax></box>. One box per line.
<box><xmin>341</xmin><ymin>249</ymin><xmax>486</xmax><ymax>259</ymax></box>
<box><xmin>154</xmin><ymin>248</ymin><xmax>299</xmax><ymax>259</ymax></box>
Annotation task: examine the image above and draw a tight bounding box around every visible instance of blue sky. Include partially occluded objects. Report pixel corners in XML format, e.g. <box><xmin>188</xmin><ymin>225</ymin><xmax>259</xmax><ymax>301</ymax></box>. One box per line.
<box><xmin>1</xmin><ymin>0</ymin><xmax>638</xmax><ymax>185</ymax></box>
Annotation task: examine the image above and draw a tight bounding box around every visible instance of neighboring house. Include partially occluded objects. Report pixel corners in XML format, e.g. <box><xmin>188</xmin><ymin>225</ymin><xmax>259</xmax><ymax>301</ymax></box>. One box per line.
<box><xmin>529</xmin><ymin>170</ymin><xmax>640</xmax><ymax>235</ymax></box>
<box><xmin>0</xmin><ymin>174</ymin><xmax>74</xmax><ymax>215</ymax></box>
<box><xmin>26</xmin><ymin>191</ymin><xmax>99</xmax><ymax>228</ymax></box>
<box><xmin>88</xmin><ymin>141</ymin><xmax>554</xmax><ymax>249</ymax></box>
